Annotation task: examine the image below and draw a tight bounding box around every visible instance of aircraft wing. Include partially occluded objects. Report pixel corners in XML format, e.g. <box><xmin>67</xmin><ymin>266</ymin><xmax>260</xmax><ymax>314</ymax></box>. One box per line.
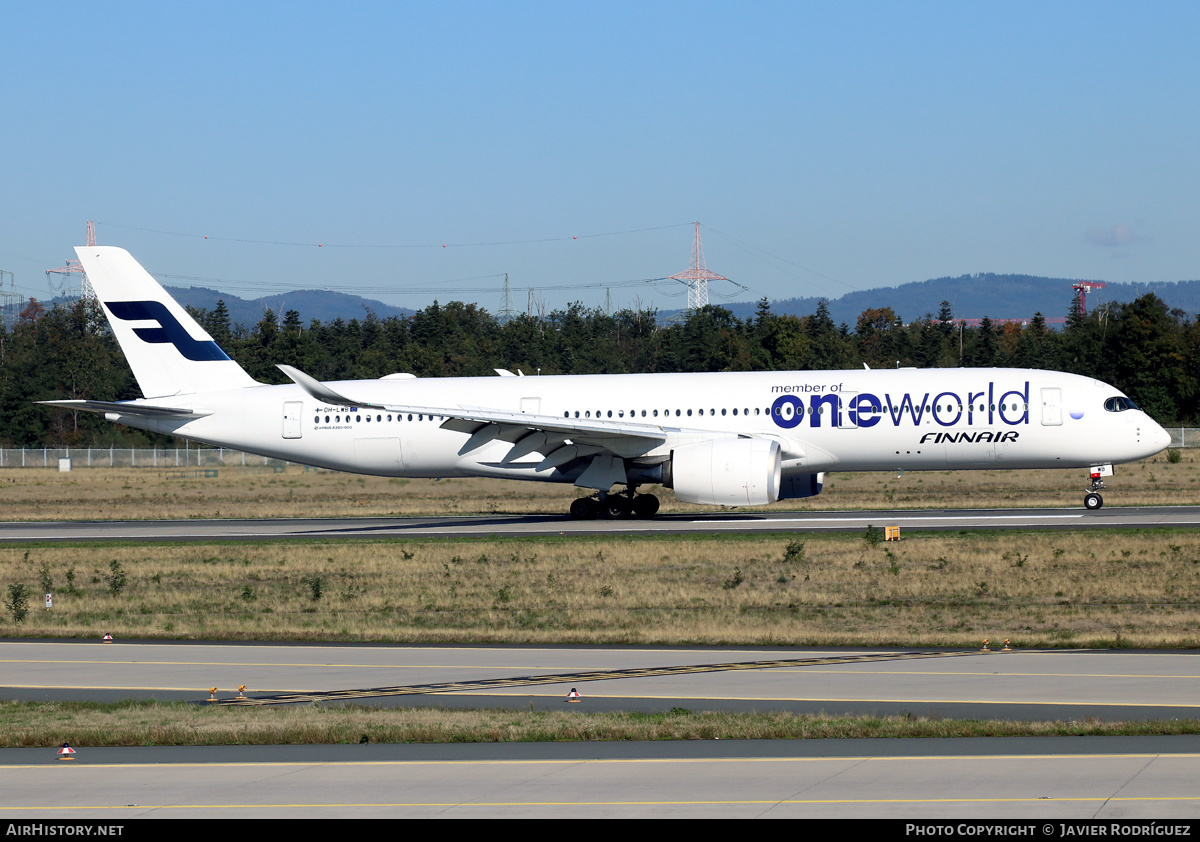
<box><xmin>38</xmin><ymin>400</ymin><xmax>213</xmax><ymax>420</ymax></box>
<box><xmin>277</xmin><ymin>365</ymin><xmax>697</xmax><ymax>465</ymax></box>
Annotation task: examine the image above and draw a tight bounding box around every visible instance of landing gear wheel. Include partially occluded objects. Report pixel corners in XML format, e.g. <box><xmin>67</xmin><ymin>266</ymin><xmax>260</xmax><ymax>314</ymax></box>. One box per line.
<box><xmin>632</xmin><ymin>493</ymin><xmax>660</xmax><ymax>518</ymax></box>
<box><xmin>569</xmin><ymin>498</ymin><xmax>597</xmax><ymax>519</ymax></box>
<box><xmin>603</xmin><ymin>496</ymin><xmax>632</xmax><ymax>519</ymax></box>
<box><xmin>1084</xmin><ymin>492</ymin><xmax>1103</xmax><ymax>511</ymax></box>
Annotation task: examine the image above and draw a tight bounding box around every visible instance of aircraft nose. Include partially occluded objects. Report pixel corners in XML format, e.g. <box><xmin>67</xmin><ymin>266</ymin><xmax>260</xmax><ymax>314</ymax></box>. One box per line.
<box><xmin>1152</xmin><ymin>420</ymin><xmax>1173</xmax><ymax>453</ymax></box>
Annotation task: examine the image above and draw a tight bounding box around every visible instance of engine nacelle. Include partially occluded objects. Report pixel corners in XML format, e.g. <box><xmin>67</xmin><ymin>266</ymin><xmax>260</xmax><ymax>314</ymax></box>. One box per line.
<box><xmin>778</xmin><ymin>472</ymin><xmax>824</xmax><ymax>500</ymax></box>
<box><xmin>664</xmin><ymin>439</ymin><xmax>782</xmax><ymax>507</ymax></box>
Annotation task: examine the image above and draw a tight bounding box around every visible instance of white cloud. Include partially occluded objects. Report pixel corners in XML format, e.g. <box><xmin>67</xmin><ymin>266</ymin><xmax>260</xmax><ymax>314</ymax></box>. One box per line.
<box><xmin>1085</xmin><ymin>224</ymin><xmax>1144</xmax><ymax>248</ymax></box>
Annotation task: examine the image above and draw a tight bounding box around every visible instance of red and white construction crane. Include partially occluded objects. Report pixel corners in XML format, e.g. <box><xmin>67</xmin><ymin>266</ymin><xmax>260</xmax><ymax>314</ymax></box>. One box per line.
<box><xmin>1072</xmin><ymin>280</ymin><xmax>1106</xmax><ymax>316</ymax></box>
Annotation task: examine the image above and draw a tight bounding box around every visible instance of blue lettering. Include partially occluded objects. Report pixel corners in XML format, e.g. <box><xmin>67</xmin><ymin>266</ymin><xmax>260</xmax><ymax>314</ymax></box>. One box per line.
<box><xmin>849</xmin><ymin>393</ymin><xmax>881</xmax><ymax>428</ymax></box>
<box><xmin>998</xmin><ymin>382</ymin><xmax>1030</xmax><ymax>426</ymax></box>
<box><xmin>771</xmin><ymin>381</ymin><xmax>1031</xmax><ymax>433</ymax></box>
<box><xmin>771</xmin><ymin>395</ymin><xmax>804</xmax><ymax>429</ymax></box>
<box><xmin>932</xmin><ymin>392</ymin><xmax>962</xmax><ymax>427</ymax></box>
<box><xmin>967</xmin><ymin>391</ymin><xmax>985</xmax><ymax>425</ymax></box>
<box><xmin>884</xmin><ymin>392</ymin><xmax>930</xmax><ymax>426</ymax></box>
<box><xmin>809</xmin><ymin>394</ymin><xmax>839</xmax><ymax>427</ymax></box>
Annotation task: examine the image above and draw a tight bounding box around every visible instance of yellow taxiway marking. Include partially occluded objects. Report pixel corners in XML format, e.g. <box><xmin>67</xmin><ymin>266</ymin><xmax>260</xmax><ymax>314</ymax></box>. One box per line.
<box><xmin>6</xmin><ymin>686</ymin><xmax>1197</xmax><ymax>707</ymax></box>
<box><xmin>5</xmin><ymin>752</ymin><xmax>1200</xmax><ymax>770</ymax></box>
<box><xmin>444</xmin><ymin>690</ymin><xmax>1200</xmax><ymax>707</ymax></box>
<box><xmin>0</xmin><ymin>659</ymin><xmax>567</xmax><ymax>670</ymax></box>
<box><xmin>4</xmin><ymin>796</ymin><xmax>1200</xmax><ymax>810</ymax></box>
<box><xmin>0</xmin><ymin>685</ymin><xmax>303</xmax><ymax>692</ymax></box>
<box><xmin>8</xmin><ymin>642</ymin><xmax>1199</xmax><ymax>660</ymax></box>
<box><xmin>0</xmin><ymin>641</ymin><xmax>827</xmax><ymax>656</ymax></box>
<box><xmin>8</xmin><ymin>659</ymin><xmax>1200</xmax><ymax>681</ymax></box>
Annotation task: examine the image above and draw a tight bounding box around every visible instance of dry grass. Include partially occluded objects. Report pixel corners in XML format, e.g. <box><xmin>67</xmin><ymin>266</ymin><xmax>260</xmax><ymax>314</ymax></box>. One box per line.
<box><xmin>2</xmin><ymin>700</ymin><xmax>1197</xmax><ymax>747</ymax></box>
<box><xmin>0</xmin><ymin>452</ymin><xmax>1194</xmax><ymax>521</ymax></box>
<box><xmin>5</xmin><ymin>530</ymin><xmax>1200</xmax><ymax>647</ymax></box>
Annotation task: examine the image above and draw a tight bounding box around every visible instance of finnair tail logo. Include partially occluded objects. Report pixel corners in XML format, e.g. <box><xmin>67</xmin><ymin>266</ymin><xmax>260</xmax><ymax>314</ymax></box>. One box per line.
<box><xmin>106</xmin><ymin>301</ymin><xmax>231</xmax><ymax>362</ymax></box>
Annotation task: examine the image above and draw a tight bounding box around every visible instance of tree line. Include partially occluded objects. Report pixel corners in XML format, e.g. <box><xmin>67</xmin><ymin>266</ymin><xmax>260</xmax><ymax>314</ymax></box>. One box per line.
<box><xmin>0</xmin><ymin>291</ymin><xmax>1195</xmax><ymax>447</ymax></box>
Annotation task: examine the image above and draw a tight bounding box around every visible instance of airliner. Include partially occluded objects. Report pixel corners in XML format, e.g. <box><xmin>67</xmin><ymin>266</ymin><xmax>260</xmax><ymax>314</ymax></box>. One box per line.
<box><xmin>42</xmin><ymin>246</ymin><xmax>1172</xmax><ymax>517</ymax></box>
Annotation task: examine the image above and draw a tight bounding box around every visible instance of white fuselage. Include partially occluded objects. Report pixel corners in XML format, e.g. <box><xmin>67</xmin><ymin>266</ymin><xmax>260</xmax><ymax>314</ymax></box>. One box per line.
<box><xmin>105</xmin><ymin>367</ymin><xmax>1171</xmax><ymax>484</ymax></box>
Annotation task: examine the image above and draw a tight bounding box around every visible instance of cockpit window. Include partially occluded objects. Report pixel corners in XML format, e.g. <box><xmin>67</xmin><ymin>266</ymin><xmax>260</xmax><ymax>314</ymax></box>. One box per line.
<box><xmin>1104</xmin><ymin>396</ymin><xmax>1140</xmax><ymax>412</ymax></box>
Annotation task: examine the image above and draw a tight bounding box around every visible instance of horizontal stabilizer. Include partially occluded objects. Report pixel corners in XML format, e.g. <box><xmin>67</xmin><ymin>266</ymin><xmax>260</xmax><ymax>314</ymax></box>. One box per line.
<box><xmin>38</xmin><ymin>400</ymin><xmax>212</xmax><ymax>419</ymax></box>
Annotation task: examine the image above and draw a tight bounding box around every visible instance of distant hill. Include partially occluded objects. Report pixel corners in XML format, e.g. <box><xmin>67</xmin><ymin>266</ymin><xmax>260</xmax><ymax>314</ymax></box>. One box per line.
<box><xmin>162</xmin><ymin>286</ymin><xmax>415</xmax><ymax>328</ymax></box>
<box><xmin>679</xmin><ymin>274</ymin><xmax>1200</xmax><ymax>326</ymax></box>
<box><xmin>45</xmin><ymin>272</ymin><xmax>1200</xmax><ymax>331</ymax></box>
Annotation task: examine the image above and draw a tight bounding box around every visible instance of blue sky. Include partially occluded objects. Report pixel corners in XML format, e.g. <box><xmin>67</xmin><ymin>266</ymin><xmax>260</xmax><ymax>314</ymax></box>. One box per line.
<box><xmin>2</xmin><ymin>2</ymin><xmax>1198</xmax><ymax>315</ymax></box>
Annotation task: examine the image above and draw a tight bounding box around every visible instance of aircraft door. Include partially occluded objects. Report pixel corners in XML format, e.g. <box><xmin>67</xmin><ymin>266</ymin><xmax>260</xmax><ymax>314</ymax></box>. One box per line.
<box><xmin>282</xmin><ymin>401</ymin><xmax>303</xmax><ymax>439</ymax></box>
<box><xmin>520</xmin><ymin>397</ymin><xmax>541</xmax><ymax>415</ymax></box>
<box><xmin>1040</xmin><ymin>388</ymin><xmax>1063</xmax><ymax>426</ymax></box>
<box><xmin>838</xmin><ymin>392</ymin><xmax>858</xmax><ymax>429</ymax></box>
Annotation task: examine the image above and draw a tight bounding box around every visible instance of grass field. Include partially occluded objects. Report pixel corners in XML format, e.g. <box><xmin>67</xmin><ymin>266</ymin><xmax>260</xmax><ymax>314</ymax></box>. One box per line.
<box><xmin>3</xmin><ymin>700</ymin><xmax>1198</xmax><ymax>748</ymax></box>
<box><xmin>0</xmin><ymin>451</ymin><xmax>1194</xmax><ymax>521</ymax></box>
<box><xmin>3</xmin><ymin>456</ymin><xmax>1198</xmax><ymax>745</ymax></box>
<box><xmin>5</xmin><ymin>529</ymin><xmax>1200</xmax><ymax>648</ymax></box>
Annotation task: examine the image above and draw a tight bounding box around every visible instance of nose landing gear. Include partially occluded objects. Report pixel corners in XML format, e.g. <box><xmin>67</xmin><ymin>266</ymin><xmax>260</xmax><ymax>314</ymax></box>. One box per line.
<box><xmin>1083</xmin><ymin>464</ymin><xmax>1113</xmax><ymax>510</ymax></box>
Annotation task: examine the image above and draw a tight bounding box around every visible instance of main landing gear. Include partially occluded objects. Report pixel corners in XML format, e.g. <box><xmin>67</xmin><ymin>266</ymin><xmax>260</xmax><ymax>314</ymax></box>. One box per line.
<box><xmin>569</xmin><ymin>487</ymin><xmax>660</xmax><ymax>520</ymax></box>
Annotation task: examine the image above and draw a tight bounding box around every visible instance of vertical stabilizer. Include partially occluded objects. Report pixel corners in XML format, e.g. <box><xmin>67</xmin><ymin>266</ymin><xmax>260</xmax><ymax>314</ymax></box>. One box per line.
<box><xmin>75</xmin><ymin>246</ymin><xmax>259</xmax><ymax>398</ymax></box>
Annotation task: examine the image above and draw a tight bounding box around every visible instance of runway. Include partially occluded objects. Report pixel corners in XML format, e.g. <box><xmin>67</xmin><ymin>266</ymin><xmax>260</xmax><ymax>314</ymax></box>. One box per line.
<box><xmin>6</xmin><ymin>640</ymin><xmax>1200</xmax><ymax>817</ymax></box>
<box><xmin>4</xmin><ymin>640</ymin><xmax>1200</xmax><ymax>721</ymax></box>
<box><xmin>5</xmin><ymin>509</ymin><xmax>1199</xmax><ymax>818</ymax></box>
<box><xmin>1</xmin><ymin>504</ymin><xmax>1198</xmax><ymax>542</ymax></box>
<box><xmin>4</xmin><ymin>738</ymin><xmax>1200</xmax><ymax>818</ymax></box>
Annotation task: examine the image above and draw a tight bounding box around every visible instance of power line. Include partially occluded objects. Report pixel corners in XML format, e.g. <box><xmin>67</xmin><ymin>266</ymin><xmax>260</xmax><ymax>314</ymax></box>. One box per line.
<box><xmin>94</xmin><ymin>221</ymin><xmax>693</xmax><ymax>250</ymax></box>
<box><xmin>702</xmin><ymin>224</ymin><xmax>861</xmax><ymax>293</ymax></box>
<box><xmin>152</xmin><ymin>271</ymin><xmax>673</xmax><ymax>297</ymax></box>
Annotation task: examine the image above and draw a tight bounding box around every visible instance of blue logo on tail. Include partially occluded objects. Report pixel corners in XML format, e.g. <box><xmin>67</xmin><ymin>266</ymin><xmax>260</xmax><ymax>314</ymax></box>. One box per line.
<box><xmin>106</xmin><ymin>301</ymin><xmax>231</xmax><ymax>362</ymax></box>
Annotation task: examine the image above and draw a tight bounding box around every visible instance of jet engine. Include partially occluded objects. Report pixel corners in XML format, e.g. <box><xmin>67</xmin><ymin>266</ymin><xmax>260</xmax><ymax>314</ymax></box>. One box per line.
<box><xmin>664</xmin><ymin>439</ymin><xmax>782</xmax><ymax>507</ymax></box>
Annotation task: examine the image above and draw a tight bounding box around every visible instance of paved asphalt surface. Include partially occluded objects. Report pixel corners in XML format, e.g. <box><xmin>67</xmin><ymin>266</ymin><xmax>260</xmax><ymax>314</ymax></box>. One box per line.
<box><xmin>0</xmin><ymin>504</ymin><xmax>1197</xmax><ymax>542</ymax></box>
<box><xmin>3</xmin><ymin>508</ymin><xmax>1199</xmax><ymax>817</ymax></box>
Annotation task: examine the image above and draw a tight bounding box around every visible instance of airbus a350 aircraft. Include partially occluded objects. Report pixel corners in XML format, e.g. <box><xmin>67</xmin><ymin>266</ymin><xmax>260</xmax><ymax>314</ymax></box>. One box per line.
<box><xmin>43</xmin><ymin>247</ymin><xmax>1172</xmax><ymax>518</ymax></box>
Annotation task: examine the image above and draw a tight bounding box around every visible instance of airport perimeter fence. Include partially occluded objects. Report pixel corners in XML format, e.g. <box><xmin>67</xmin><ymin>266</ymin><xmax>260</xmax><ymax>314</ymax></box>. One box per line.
<box><xmin>1</xmin><ymin>428</ymin><xmax>1199</xmax><ymax>469</ymax></box>
<box><xmin>0</xmin><ymin>447</ymin><xmax>291</xmax><ymax>469</ymax></box>
<box><xmin>1170</xmin><ymin>428</ymin><xmax>1200</xmax><ymax>448</ymax></box>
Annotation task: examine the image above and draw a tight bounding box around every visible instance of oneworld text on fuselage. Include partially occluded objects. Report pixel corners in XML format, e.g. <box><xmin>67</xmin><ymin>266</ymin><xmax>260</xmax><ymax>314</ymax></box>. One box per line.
<box><xmin>769</xmin><ymin>380</ymin><xmax>1031</xmax><ymax>430</ymax></box>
